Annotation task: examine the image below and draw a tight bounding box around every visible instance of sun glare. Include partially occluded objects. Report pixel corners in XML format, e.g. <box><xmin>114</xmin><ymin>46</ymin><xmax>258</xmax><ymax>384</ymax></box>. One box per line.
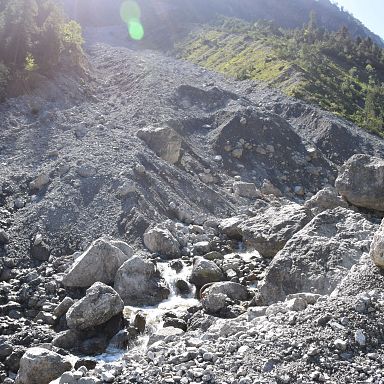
<box><xmin>120</xmin><ymin>0</ymin><xmax>144</xmax><ymax>41</ymax></box>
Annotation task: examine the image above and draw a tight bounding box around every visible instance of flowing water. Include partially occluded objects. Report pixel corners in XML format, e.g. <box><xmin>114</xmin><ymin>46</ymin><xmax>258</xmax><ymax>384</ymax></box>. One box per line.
<box><xmin>92</xmin><ymin>249</ymin><xmax>261</xmax><ymax>362</ymax></box>
<box><xmin>93</xmin><ymin>261</ymin><xmax>198</xmax><ymax>362</ymax></box>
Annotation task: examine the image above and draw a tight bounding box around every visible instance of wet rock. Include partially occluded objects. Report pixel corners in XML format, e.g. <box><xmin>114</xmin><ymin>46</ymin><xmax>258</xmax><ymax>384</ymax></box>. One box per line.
<box><xmin>66</xmin><ymin>282</ymin><xmax>124</xmax><ymax>331</ymax></box>
<box><xmin>74</xmin><ymin>359</ymin><xmax>96</xmax><ymax>371</ymax></box>
<box><xmin>15</xmin><ymin>347</ymin><xmax>71</xmax><ymax>384</ymax></box>
<box><xmin>108</xmin><ymin>329</ymin><xmax>131</xmax><ymax>349</ymax></box>
<box><xmin>137</xmin><ymin>126</ymin><xmax>182</xmax><ymax>164</ymax></box>
<box><xmin>175</xmin><ymin>279</ymin><xmax>191</xmax><ymax>294</ymax></box>
<box><xmin>133</xmin><ymin>312</ymin><xmax>146</xmax><ymax>333</ymax></box>
<box><xmin>62</xmin><ymin>237</ymin><xmax>133</xmax><ymax>287</ymax></box>
<box><xmin>189</xmin><ymin>257</ymin><xmax>224</xmax><ymax>288</ymax></box>
<box><xmin>114</xmin><ymin>256</ymin><xmax>170</xmax><ymax>306</ymax></box>
<box><xmin>258</xmin><ymin>207</ymin><xmax>376</xmax><ymax>304</ymax></box>
<box><xmin>370</xmin><ymin>220</ymin><xmax>384</xmax><ymax>269</ymax></box>
<box><xmin>79</xmin><ymin>336</ymin><xmax>108</xmax><ymax>355</ymax></box>
<box><xmin>52</xmin><ymin>330</ymin><xmax>81</xmax><ymax>350</ymax></box>
<box><xmin>163</xmin><ymin>317</ymin><xmax>187</xmax><ymax>331</ymax></box>
<box><xmin>336</xmin><ymin>154</ymin><xmax>384</xmax><ymax>211</ymax></box>
<box><xmin>143</xmin><ymin>226</ymin><xmax>181</xmax><ymax>259</ymax></box>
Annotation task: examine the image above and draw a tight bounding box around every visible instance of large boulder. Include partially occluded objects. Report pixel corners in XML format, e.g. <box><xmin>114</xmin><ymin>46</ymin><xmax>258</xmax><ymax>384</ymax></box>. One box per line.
<box><xmin>189</xmin><ymin>257</ymin><xmax>224</xmax><ymax>288</ymax></box>
<box><xmin>143</xmin><ymin>226</ymin><xmax>180</xmax><ymax>259</ymax></box>
<box><xmin>114</xmin><ymin>256</ymin><xmax>170</xmax><ymax>306</ymax></box>
<box><xmin>220</xmin><ymin>202</ymin><xmax>312</xmax><ymax>258</ymax></box>
<box><xmin>201</xmin><ymin>282</ymin><xmax>248</xmax><ymax>314</ymax></box>
<box><xmin>66</xmin><ymin>282</ymin><xmax>124</xmax><ymax>331</ymax></box>
<box><xmin>370</xmin><ymin>220</ymin><xmax>384</xmax><ymax>269</ymax></box>
<box><xmin>15</xmin><ymin>347</ymin><xmax>72</xmax><ymax>384</ymax></box>
<box><xmin>304</xmin><ymin>186</ymin><xmax>348</xmax><ymax>214</ymax></box>
<box><xmin>62</xmin><ymin>237</ymin><xmax>133</xmax><ymax>287</ymax></box>
<box><xmin>137</xmin><ymin>127</ymin><xmax>182</xmax><ymax>164</ymax></box>
<box><xmin>258</xmin><ymin>207</ymin><xmax>377</xmax><ymax>304</ymax></box>
<box><xmin>335</xmin><ymin>154</ymin><xmax>384</xmax><ymax>211</ymax></box>
<box><xmin>203</xmin><ymin>282</ymin><xmax>248</xmax><ymax>301</ymax></box>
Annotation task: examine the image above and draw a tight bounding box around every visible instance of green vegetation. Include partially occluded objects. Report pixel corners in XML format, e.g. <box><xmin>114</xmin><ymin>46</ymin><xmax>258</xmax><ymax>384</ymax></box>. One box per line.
<box><xmin>0</xmin><ymin>0</ymin><xmax>84</xmax><ymax>99</ymax></box>
<box><xmin>177</xmin><ymin>15</ymin><xmax>384</xmax><ymax>136</ymax></box>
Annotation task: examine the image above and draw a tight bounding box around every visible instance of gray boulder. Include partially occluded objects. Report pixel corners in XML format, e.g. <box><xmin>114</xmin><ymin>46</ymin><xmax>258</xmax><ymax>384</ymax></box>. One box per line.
<box><xmin>304</xmin><ymin>186</ymin><xmax>348</xmax><ymax>214</ymax></box>
<box><xmin>143</xmin><ymin>226</ymin><xmax>180</xmax><ymax>259</ymax></box>
<box><xmin>62</xmin><ymin>237</ymin><xmax>133</xmax><ymax>287</ymax></box>
<box><xmin>233</xmin><ymin>181</ymin><xmax>261</xmax><ymax>198</ymax></box>
<box><xmin>220</xmin><ymin>202</ymin><xmax>312</xmax><ymax>257</ymax></box>
<box><xmin>370</xmin><ymin>220</ymin><xmax>384</xmax><ymax>269</ymax></box>
<box><xmin>114</xmin><ymin>256</ymin><xmax>170</xmax><ymax>306</ymax></box>
<box><xmin>204</xmin><ymin>282</ymin><xmax>248</xmax><ymax>301</ymax></box>
<box><xmin>137</xmin><ymin>126</ymin><xmax>182</xmax><ymax>164</ymax></box>
<box><xmin>66</xmin><ymin>282</ymin><xmax>124</xmax><ymax>331</ymax></box>
<box><xmin>258</xmin><ymin>207</ymin><xmax>377</xmax><ymax>304</ymax></box>
<box><xmin>335</xmin><ymin>154</ymin><xmax>384</xmax><ymax>211</ymax></box>
<box><xmin>201</xmin><ymin>282</ymin><xmax>248</xmax><ymax>314</ymax></box>
<box><xmin>147</xmin><ymin>326</ymin><xmax>184</xmax><ymax>346</ymax></box>
<box><xmin>201</xmin><ymin>292</ymin><xmax>228</xmax><ymax>314</ymax></box>
<box><xmin>190</xmin><ymin>257</ymin><xmax>224</xmax><ymax>288</ymax></box>
<box><xmin>15</xmin><ymin>347</ymin><xmax>72</xmax><ymax>384</ymax></box>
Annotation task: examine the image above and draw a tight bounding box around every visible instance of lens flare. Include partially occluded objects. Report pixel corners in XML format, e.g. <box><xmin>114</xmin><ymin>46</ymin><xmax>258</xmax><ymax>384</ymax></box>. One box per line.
<box><xmin>128</xmin><ymin>19</ymin><xmax>144</xmax><ymax>40</ymax></box>
<box><xmin>120</xmin><ymin>0</ymin><xmax>144</xmax><ymax>41</ymax></box>
<box><xmin>120</xmin><ymin>0</ymin><xmax>141</xmax><ymax>23</ymax></box>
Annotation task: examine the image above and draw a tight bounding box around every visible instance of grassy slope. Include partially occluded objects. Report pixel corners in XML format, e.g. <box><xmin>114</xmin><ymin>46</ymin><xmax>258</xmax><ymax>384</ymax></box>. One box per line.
<box><xmin>176</xmin><ymin>21</ymin><xmax>384</xmax><ymax>136</ymax></box>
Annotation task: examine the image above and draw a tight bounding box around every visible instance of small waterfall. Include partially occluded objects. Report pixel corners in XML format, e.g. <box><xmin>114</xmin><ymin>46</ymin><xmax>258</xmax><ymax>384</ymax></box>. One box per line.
<box><xmin>97</xmin><ymin>260</ymin><xmax>198</xmax><ymax>361</ymax></box>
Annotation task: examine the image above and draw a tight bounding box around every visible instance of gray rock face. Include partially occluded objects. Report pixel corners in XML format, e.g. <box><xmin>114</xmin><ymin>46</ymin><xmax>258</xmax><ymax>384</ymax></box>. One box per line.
<box><xmin>143</xmin><ymin>226</ymin><xmax>181</xmax><ymax>259</ymax></box>
<box><xmin>15</xmin><ymin>347</ymin><xmax>72</xmax><ymax>384</ymax></box>
<box><xmin>114</xmin><ymin>256</ymin><xmax>170</xmax><ymax>306</ymax></box>
<box><xmin>220</xmin><ymin>202</ymin><xmax>312</xmax><ymax>257</ymax></box>
<box><xmin>370</xmin><ymin>220</ymin><xmax>384</xmax><ymax>269</ymax></box>
<box><xmin>66</xmin><ymin>282</ymin><xmax>124</xmax><ymax>331</ymax></box>
<box><xmin>137</xmin><ymin>126</ymin><xmax>182</xmax><ymax>164</ymax></box>
<box><xmin>190</xmin><ymin>257</ymin><xmax>224</xmax><ymax>287</ymax></box>
<box><xmin>304</xmin><ymin>186</ymin><xmax>348</xmax><ymax>214</ymax></box>
<box><xmin>258</xmin><ymin>207</ymin><xmax>376</xmax><ymax>304</ymax></box>
<box><xmin>335</xmin><ymin>154</ymin><xmax>384</xmax><ymax>211</ymax></box>
<box><xmin>62</xmin><ymin>237</ymin><xmax>133</xmax><ymax>287</ymax></box>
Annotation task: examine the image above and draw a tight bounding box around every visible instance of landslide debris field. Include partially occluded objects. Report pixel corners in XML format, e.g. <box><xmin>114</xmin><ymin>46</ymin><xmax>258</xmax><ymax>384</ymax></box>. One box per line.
<box><xmin>1</xmin><ymin>28</ymin><xmax>384</xmax><ymax>384</ymax></box>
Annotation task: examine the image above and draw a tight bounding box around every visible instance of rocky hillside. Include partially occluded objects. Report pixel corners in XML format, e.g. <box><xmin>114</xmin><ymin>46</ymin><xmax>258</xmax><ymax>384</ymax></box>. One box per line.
<box><xmin>1</xmin><ymin>22</ymin><xmax>384</xmax><ymax>384</ymax></box>
<box><xmin>62</xmin><ymin>0</ymin><xmax>384</xmax><ymax>47</ymax></box>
